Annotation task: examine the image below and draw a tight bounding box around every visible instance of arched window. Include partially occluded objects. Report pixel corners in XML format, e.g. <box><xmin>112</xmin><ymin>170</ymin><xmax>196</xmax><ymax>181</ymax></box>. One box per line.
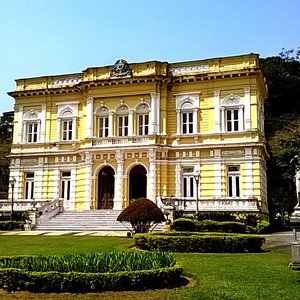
<box><xmin>23</xmin><ymin>110</ymin><xmax>40</xmax><ymax>143</ymax></box>
<box><xmin>136</xmin><ymin>102</ymin><xmax>149</xmax><ymax>136</ymax></box>
<box><xmin>220</xmin><ymin>95</ymin><xmax>244</xmax><ymax>132</ymax></box>
<box><xmin>96</xmin><ymin>106</ymin><xmax>109</xmax><ymax>138</ymax></box>
<box><xmin>180</xmin><ymin>101</ymin><xmax>194</xmax><ymax>134</ymax></box>
<box><xmin>116</xmin><ymin>104</ymin><xmax>129</xmax><ymax>136</ymax></box>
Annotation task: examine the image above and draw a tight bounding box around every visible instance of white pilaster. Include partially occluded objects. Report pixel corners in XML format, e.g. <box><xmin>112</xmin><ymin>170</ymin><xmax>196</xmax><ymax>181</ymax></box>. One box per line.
<box><xmin>57</xmin><ymin>118</ymin><xmax>61</xmax><ymax>141</ymax></box>
<box><xmin>128</xmin><ymin>110</ymin><xmax>134</xmax><ymax>136</ymax></box>
<box><xmin>244</xmin><ymin>87</ymin><xmax>251</xmax><ymax>130</ymax></box>
<box><xmin>86</xmin><ymin>97</ymin><xmax>94</xmax><ymax>138</ymax></box>
<box><xmin>70</xmin><ymin>169</ymin><xmax>76</xmax><ymax>210</ymax></box>
<box><xmin>150</xmin><ymin>92</ymin><xmax>160</xmax><ymax>134</ymax></box>
<box><xmin>17</xmin><ymin>106</ymin><xmax>23</xmax><ymax>144</ymax></box>
<box><xmin>108</xmin><ymin>112</ymin><xmax>114</xmax><ymax>137</ymax></box>
<box><xmin>176</xmin><ymin>109</ymin><xmax>181</xmax><ymax>135</ymax></box>
<box><xmin>220</xmin><ymin>107</ymin><xmax>225</xmax><ymax>132</ymax></box>
<box><xmin>238</xmin><ymin>105</ymin><xmax>244</xmax><ymax>131</ymax></box>
<box><xmin>148</xmin><ymin>149</ymin><xmax>156</xmax><ymax>201</ymax></box>
<box><xmin>114</xmin><ymin>150</ymin><xmax>123</xmax><ymax>210</ymax></box>
<box><xmin>175</xmin><ymin>162</ymin><xmax>181</xmax><ymax>197</ymax></box>
<box><xmin>214</xmin><ymin>90</ymin><xmax>220</xmax><ymax>132</ymax></box>
<box><xmin>85</xmin><ymin>152</ymin><xmax>93</xmax><ymax>210</ymax></box>
<box><xmin>193</xmin><ymin>108</ymin><xmax>198</xmax><ymax>133</ymax></box>
<box><xmin>40</xmin><ymin>104</ymin><xmax>46</xmax><ymax>142</ymax></box>
<box><xmin>72</xmin><ymin>117</ymin><xmax>77</xmax><ymax>140</ymax></box>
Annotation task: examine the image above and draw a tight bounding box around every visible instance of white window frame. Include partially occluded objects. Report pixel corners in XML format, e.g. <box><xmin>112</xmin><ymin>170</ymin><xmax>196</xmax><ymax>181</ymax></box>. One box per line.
<box><xmin>226</xmin><ymin>108</ymin><xmax>239</xmax><ymax>132</ymax></box>
<box><xmin>61</xmin><ymin>171</ymin><xmax>71</xmax><ymax>201</ymax></box>
<box><xmin>25</xmin><ymin>172</ymin><xmax>34</xmax><ymax>200</ymax></box>
<box><xmin>61</xmin><ymin>119</ymin><xmax>73</xmax><ymax>141</ymax></box>
<box><xmin>181</xmin><ymin>111</ymin><xmax>194</xmax><ymax>134</ymax></box>
<box><xmin>99</xmin><ymin>116</ymin><xmax>109</xmax><ymax>137</ymax></box>
<box><xmin>227</xmin><ymin>166</ymin><xmax>240</xmax><ymax>198</ymax></box>
<box><xmin>136</xmin><ymin>102</ymin><xmax>150</xmax><ymax>136</ymax></box>
<box><xmin>116</xmin><ymin>104</ymin><xmax>129</xmax><ymax>137</ymax></box>
<box><xmin>182</xmin><ymin>167</ymin><xmax>195</xmax><ymax>198</ymax></box>
<box><xmin>27</xmin><ymin>122</ymin><xmax>39</xmax><ymax>143</ymax></box>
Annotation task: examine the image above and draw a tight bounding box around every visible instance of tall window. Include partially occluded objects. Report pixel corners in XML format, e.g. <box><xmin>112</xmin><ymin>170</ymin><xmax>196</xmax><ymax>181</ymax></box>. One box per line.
<box><xmin>183</xmin><ymin>167</ymin><xmax>195</xmax><ymax>198</ymax></box>
<box><xmin>27</xmin><ymin>122</ymin><xmax>38</xmax><ymax>143</ymax></box>
<box><xmin>182</xmin><ymin>111</ymin><xmax>193</xmax><ymax>134</ymax></box>
<box><xmin>23</xmin><ymin>110</ymin><xmax>40</xmax><ymax>144</ymax></box>
<box><xmin>62</xmin><ymin>119</ymin><xmax>73</xmax><ymax>141</ymax></box>
<box><xmin>61</xmin><ymin>171</ymin><xmax>71</xmax><ymax>200</ymax></box>
<box><xmin>226</xmin><ymin>109</ymin><xmax>239</xmax><ymax>132</ymax></box>
<box><xmin>117</xmin><ymin>105</ymin><xmax>129</xmax><ymax>137</ymax></box>
<box><xmin>227</xmin><ymin>166</ymin><xmax>240</xmax><ymax>197</ymax></box>
<box><xmin>97</xmin><ymin>106</ymin><xmax>109</xmax><ymax>138</ymax></box>
<box><xmin>25</xmin><ymin>172</ymin><xmax>34</xmax><ymax>199</ymax></box>
<box><xmin>136</xmin><ymin>102</ymin><xmax>149</xmax><ymax>136</ymax></box>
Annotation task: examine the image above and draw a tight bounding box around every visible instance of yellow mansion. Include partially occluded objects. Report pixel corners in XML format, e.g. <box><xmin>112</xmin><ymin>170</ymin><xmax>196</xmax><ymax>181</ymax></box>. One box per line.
<box><xmin>8</xmin><ymin>54</ymin><xmax>268</xmax><ymax>216</ymax></box>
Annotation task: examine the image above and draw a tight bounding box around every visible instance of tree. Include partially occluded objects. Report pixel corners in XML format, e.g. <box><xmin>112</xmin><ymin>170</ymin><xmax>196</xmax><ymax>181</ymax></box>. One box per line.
<box><xmin>0</xmin><ymin>111</ymin><xmax>13</xmax><ymax>195</ymax></box>
<box><xmin>117</xmin><ymin>198</ymin><xmax>166</xmax><ymax>233</ymax></box>
<box><xmin>261</xmin><ymin>47</ymin><xmax>300</xmax><ymax>223</ymax></box>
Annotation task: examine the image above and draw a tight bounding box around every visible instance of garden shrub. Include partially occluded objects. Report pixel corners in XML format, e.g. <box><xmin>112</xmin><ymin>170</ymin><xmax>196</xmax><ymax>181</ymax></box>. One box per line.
<box><xmin>196</xmin><ymin>212</ymin><xmax>237</xmax><ymax>222</ymax></box>
<box><xmin>134</xmin><ymin>233</ymin><xmax>265</xmax><ymax>253</ymax></box>
<box><xmin>0</xmin><ymin>221</ymin><xmax>24</xmax><ymax>231</ymax></box>
<box><xmin>172</xmin><ymin>218</ymin><xmax>197</xmax><ymax>231</ymax></box>
<box><xmin>117</xmin><ymin>198</ymin><xmax>165</xmax><ymax>233</ymax></box>
<box><xmin>257</xmin><ymin>220</ymin><xmax>271</xmax><ymax>233</ymax></box>
<box><xmin>0</xmin><ymin>212</ymin><xmax>29</xmax><ymax>222</ymax></box>
<box><xmin>240</xmin><ymin>214</ymin><xmax>260</xmax><ymax>227</ymax></box>
<box><xmin>0</xmin><ymin>252</ymin><xmax>183</xmax><ymax>293</ymax></box>
<box><xmin>197</xmin><ymin>220</ymin><xmax>247</xmax><ymax>233</ymax></box>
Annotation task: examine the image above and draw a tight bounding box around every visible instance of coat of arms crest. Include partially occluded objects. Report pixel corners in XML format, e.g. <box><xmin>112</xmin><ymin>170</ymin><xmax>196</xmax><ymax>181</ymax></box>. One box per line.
<box><xmin>111</xmin><ymin>59</ymin><xmax>132</xmax><ymax>77</ymax></box>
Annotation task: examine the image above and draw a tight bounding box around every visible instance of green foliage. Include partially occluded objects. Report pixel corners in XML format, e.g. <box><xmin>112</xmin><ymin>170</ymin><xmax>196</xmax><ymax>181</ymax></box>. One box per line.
<box><xmin>134</xmin><ymin>233</ymin><xmax>265</xmax><ymax>253</ymax></box>
<box><xmin>257</xmin><ymin>220</ymin><xmax>271</xmax><ymax>234</ymax></box>
<box><xmin>197</xmin><ymin>220</ymin><xmax>247</xmax><ymax>233</ymax></box>
<box><xmin>117</xmin><ymin>198</ymin><xmax>165</xmax><ymax>233</ymax></box>
<box><xmin>196</xmin><ymin>212</ymin><xmax>237</xmax><ymax>222</ymax></box>
<box><xmin>0</xmin><ymin>251</ymin><xmax>175</xmax><ymax>273</ymax></box>
<box><xmin>172</xmin><ymin>218</ymin><xmax>197</xmax><ymax>231</ymax></box>
<box><xmin>0</xmin><ymin>263</ymin><xmax>183</xmax><ymax>293</ymax></box>
<box><xmin>0</xmin><ymin>211</ymin><xmax>30</xmax><ymax>222</ymax></box>
<box><xmin>0</xmin><ymin>221</ymin><xmax>24</xmax><ymax>230</ymax></box>
<box><xmin>239</xmin><ymin>213</ymin><xmax>260</xmax><ymax>227</ymax></box>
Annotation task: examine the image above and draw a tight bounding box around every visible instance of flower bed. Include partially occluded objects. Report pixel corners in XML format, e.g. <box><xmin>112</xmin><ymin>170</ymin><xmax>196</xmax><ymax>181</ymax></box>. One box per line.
<box><xmin>0</xmin><ymin>252</ymin><xmax>183</xmax><ymax>292</ymax></box>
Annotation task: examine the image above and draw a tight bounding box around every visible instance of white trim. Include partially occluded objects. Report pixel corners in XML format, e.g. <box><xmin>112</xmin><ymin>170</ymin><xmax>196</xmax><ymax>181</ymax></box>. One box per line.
<box><xmin>214</xmin><ymin>90</ymin><xmax>220</xmax><ymax>132</ymax></box>
<box><xmin>86</xmin><ymin>97</ymin><xmax>94</xmax><ymax>138</ymax></box>
<box><xmin>40</xmin><ymin>104</ymin><xmax>46</xmax><ymax>143</ymax></box>
<box><xmin>244</xmin><ymin>87</ymin><xmax>251</xmax><ymax>130</ymax></box>
<box><xmin>214</xmin><ymin>162</ymin><xmax>222</xmax><ymax>198</ymax></box>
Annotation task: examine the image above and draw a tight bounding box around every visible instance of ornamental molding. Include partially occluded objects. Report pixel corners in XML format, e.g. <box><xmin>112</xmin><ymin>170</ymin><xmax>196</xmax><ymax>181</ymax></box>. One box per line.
<box><xmin>170</xmin><ymin>65</ymin><xmax>209</xmax><ymax>74</ymax></box>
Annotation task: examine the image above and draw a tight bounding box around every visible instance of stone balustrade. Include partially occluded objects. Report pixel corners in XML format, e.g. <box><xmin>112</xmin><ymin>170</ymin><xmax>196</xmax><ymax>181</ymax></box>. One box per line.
<box><xmin>92</xmin><ymin>136</ymin><xmax>151</xmax><ymax>146</ymax></box>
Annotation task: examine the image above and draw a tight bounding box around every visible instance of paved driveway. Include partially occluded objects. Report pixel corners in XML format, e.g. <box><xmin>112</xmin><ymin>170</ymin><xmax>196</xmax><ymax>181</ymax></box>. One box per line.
<box><xmin>263</xmin><ymin>231</ymin><xmax>293</xmax><ymax>250</ymax></box>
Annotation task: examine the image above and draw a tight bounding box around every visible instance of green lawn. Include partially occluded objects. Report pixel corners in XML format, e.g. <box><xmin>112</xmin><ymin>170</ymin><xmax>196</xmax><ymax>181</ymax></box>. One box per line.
<box><xmin>0</xmin><ymin>235</ymin><xmax>299</xmax><ymax>300</ymax></box>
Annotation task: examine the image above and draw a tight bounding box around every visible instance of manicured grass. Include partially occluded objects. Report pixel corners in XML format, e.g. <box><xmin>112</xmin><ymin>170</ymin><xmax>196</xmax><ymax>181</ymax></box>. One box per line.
<box><xmin>0</xmin><ymin>236</ymin><xmax>299</xmax><ymax>300</ymax></box>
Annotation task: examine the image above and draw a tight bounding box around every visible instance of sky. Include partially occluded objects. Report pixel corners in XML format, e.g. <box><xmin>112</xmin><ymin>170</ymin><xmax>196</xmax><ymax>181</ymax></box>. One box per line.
<box><xmin>0</xmin><ymin>0</ymin><xmax>299</xmax><ymax>113</ymax></box>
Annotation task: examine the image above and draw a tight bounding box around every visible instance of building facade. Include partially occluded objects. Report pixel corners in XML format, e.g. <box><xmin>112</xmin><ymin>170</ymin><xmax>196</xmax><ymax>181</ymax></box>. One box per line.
<box><xmin>8</xmin><ymin>54</ymin><xmax>268</xmax><ymax>216</ymax></box>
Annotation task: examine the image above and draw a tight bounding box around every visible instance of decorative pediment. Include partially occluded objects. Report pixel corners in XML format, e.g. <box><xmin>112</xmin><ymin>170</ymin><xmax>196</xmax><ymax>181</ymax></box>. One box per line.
<box><xmin>222</xmin><ymin>94</ymin><xmax>241</xmax><ymax>106</ymax></box>
<box><xmin>23</xmin><ymin>110</ymin><xmax>39</xmax><ymax>120</ymax></box>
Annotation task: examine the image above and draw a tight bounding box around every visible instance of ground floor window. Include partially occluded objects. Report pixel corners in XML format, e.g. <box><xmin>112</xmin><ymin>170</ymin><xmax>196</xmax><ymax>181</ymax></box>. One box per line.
<box><xmin>61</xmin><ymin>171</ymin><xmax>71</xmax><ymax>200</ymax></box>
<box><xmin>183</xmin><ymin>167</ymin><xmax>195</xmax><ymax>197</ymax></box>
<box><xmin>25</xmin><ymin>172</ymin><xmax>34</xmax><ymax>199</ymax></box>
<box><xmin>227</xmin><ymin>166</ymin><xmax>240</xmax><ymax>197</ymax></box>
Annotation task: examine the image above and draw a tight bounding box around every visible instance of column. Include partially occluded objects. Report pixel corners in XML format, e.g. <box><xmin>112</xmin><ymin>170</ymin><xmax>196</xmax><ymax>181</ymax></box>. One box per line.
<box><xmin>149</xmin><ymin>149</ymin><xmax>156</xmax><ymax>201</ymax></box>
<box><xmin>176</xmin><ymin>109</ymin><xmax>181</xmax><ymax>135</ymax></box>
<box><xmin>17</xmin><ymin>106</ymin><xmax>23</xmax><ymax>144</ymax></box>
<box><xmin>214</xmin><ymin>90</ymin><xmax>221</xmax><ymax>133</ymax></box>
<box><xmin>193</xmin><ymin>108</ymin><xmax>198</xmax><ymax>133</ymax></box>
<box><xmin>108</xmin><ymin>112</ymin><xmax>114</xmax><ymax>137</ymax></box>
<box><xmin>238</xmin><ymin>105</ymin><xmax>244</xmax><ymax>131</ymax></box>
<box><xmin>40</xmin><ymin>104</ymin><xmax>46</xmax><ymax>142</ymax></box>
<box><xmin>150</xmin><ymin>92</ymin><xmax>160</xmax><ymax>134</ymax></box>
<box><xmin>22</xmin><ymin>121</ymin><xmax>27</xmax><ymax>143</ymax></box>
<box><xmin>85</xmin><ymin>152</ymin><xmax>93</xmax><ymax>210</ymax></box>
<box><xmin>175</xmin><ymin>162</ymin><xmax>181</xmax><ymax>197</ymax></box>
<box><xmin>57</xmin><ymin>118</ymin><xmax>61</xmax><ymax>140</ymax></box>
<box><xmin>114</xmin><ymin>150</ymin><xmax>124</xmax><ymax>210</ymax></box>
<box><xmin>70</xmin><ymin>169</ymin><xmax>76</xmax><ymax>210</ymax></box>
<box><xmin>220</xmin><ymin>107</ymin><xmax>225</xmax><ymax>132</ymax></box>
<box><xmin>86</xmin><ymin>97</ymin><xmax>94</xmax><ymax>138</ymax></box>
<box><xmin>244</xmin><ymin>87</ymin><xmax>251</xmax><ymax>130</ymax></box>
<box><xmin>128</xmin><ymin>110</ymin><xmax>134</xmax><ymax>136</ymax></box>
<box><xmin>72</xmin><ymin>117</ymin><xmax>77</xmax><ymax>140</ymax></box>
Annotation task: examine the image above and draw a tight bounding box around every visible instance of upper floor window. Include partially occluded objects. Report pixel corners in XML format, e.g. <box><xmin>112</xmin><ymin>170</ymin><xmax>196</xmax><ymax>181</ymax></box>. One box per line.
<box><xmin>175</xmin><ymin>94</ymin><xmax>200</xmax><ymax>136</ymax></box>
<box><xmin>96</xmin><ymin>106</ymin><xmax>109</xmax><ymax>138</ymax></box>
<box><xmin>221</xmin><ymin>95</ymin><xmax>244</xmax><ymax>133</ymax></box>
<box><xmin>23</xmin><ymin>110</ymin><xmax>40</xmax><ymax>144</ymax></box>
<box><xmin>58</xmin><ymin>108</ymin><xmax>76</xmax><ymax>141</ymax></box>
<box><xmin>136</xmin><ymin>102</ymin><xmax>149</xmax><ymax>136</ymax></box>
<box><xmin>117</xmin><ymin>105</ymin><xmax>129</xmax><ymax>137</ymax></box>
<box><xmin>62</xmin><ymin>119</ymin><xmax>73</xmax><ymax>141</ymax></box>
<box><xmin>227</xmin><ymin>166</ymin><xmax>240</xmax><ymax>197</ymax></box>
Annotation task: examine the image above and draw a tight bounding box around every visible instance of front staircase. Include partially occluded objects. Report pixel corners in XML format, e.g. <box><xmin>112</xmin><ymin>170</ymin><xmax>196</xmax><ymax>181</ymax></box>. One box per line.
<box><xmin>34</xmin><ymin>210</ymin><xmax>132</xmax><ymax>232</ymax></box>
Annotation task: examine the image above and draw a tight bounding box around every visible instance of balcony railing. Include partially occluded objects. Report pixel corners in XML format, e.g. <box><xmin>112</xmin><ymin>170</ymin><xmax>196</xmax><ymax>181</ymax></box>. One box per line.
<box><xmin>159</xmin><ymin>197</ymin><xmax>261</xmax><ymax>212</ymax></box>
<box><xmin>92</xmin><ymin>136</ymin><xmax>151</xmax><ymax>146</ymax></box>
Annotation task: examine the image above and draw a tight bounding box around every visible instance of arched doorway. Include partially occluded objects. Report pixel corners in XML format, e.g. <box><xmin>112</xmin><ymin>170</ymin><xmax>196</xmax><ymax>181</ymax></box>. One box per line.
<box><xmin>98</xmin><ymin>166</ymin><xmax>115</xmax><ymax>209</ymax></box>
<box><xmin>129</xmin><ymin>165</ymin><xmax>147</xmax><ymax>200</ymax></box>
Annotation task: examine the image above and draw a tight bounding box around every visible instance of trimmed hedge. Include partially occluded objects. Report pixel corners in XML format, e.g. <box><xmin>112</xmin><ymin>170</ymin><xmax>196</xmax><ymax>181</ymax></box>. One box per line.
<box><xmin>172</xmin><ymin>218</ymin><xmax>197</xmax><ymax>231</ymax></box>
<box><xmin>134</xmin><ymin>233</ymin><xmax>265</xmax><ymax>253</ymax></box>
<box><xmin>0</xmin><ymin>264</ymin><xmax>183</xmax><ymax>293</ymax></box>
<box><xmin>197</xmin><ymin>220</ymin><xmax>247</xmax><ymax>233</ymax></box>
<box><xmin>0</xmin><ymin>221</ymin><xmax>24</xmax><ymax>231</ymax></box>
